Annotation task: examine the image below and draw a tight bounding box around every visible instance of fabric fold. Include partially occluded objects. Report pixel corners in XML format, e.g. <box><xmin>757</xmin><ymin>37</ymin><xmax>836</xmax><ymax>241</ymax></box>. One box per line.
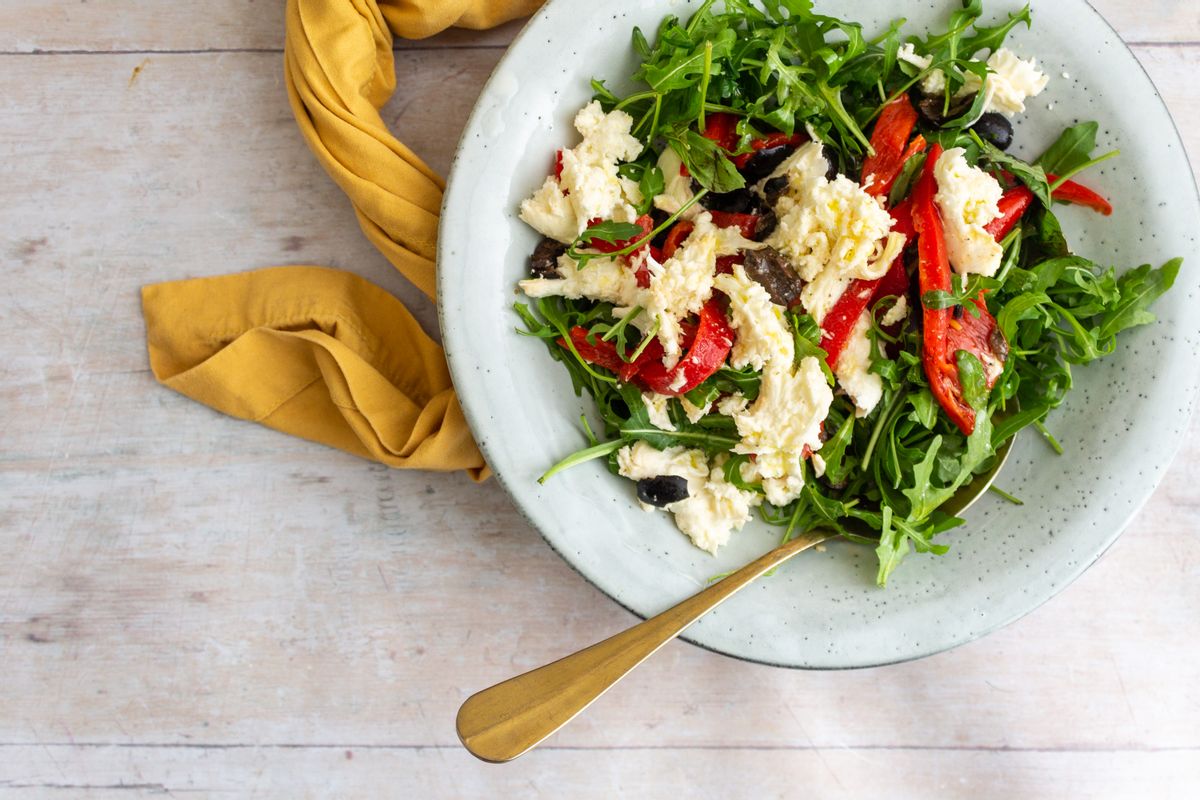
<box><xmin>142</xmin><ymin>0</ymin><xmax>542</xmax><ymax>477</ymax></box>
<box><xmin>142</xmin><ymin>266</ymin><xmax>487</xmax><ymax>478</ymax></box>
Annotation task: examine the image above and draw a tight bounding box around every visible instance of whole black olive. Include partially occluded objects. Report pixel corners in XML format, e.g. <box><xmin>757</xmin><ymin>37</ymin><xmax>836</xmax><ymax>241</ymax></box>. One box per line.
<box><xmin>971</xmin><ymin>112</ymin><xmax>1014</xmax><ymax>151</ymax></box>
<box><xmin>762</xmin><ymin>175</ymin><xmax>790</xmax><ymax>206</ymax></box>
<box><xmin>705</xmin><ymin>188</ymin><xmax>766</xmax><ymax>216</ymax></box>
<box><xmin>741</xmin><ymin>144</ymin><xmax>796</xmax><ymax>184</ymax></box>
<box><xmin>915</xmin><ymin>91</ymin><xmax>976</xmax><ymax>126</ymax></box>
<box><xmin>742</xmin><ymin>245</ymin><xmax>803</xmax><ymax>307</ymax></box>
<box><xmin>528</xmin><ymin>237</ymin><xmax>565</xmax><ymax>278</ymax></box>
<box><xmin>754</xmin><ymin>209</ymin><xmax>778</xmax><ymax>241</ymax></box>
<box><xmin>636</xmin><ymin>475</ymin><xmax>690</xmax><ymax>507</ymax></box>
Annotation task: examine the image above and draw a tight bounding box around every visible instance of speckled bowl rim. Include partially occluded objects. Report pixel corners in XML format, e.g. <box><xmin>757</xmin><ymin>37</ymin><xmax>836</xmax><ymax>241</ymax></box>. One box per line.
<box><xmin>437</xmin><ymin>0</ymin><xmax>1200</xmax><ymax>669</ymax></box>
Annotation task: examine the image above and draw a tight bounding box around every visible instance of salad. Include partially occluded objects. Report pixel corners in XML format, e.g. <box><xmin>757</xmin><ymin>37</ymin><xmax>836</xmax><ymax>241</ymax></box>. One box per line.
<box><xmin>513</xmin><ymin>0</ymin><xmax>1181</xmax><ymax>585</ymax></box>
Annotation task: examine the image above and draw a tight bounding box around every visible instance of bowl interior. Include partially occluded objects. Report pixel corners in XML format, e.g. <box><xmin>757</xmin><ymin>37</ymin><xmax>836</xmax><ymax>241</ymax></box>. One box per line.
<box><xmin>438</xmin><ymin>0</ymin><xmax>1200</xmax><ymax>668</ymax></box>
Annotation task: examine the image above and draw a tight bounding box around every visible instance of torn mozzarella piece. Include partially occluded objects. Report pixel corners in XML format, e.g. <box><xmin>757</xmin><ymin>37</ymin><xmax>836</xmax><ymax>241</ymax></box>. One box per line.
<box><xmin>880</xmin><ymin>295</ymin><xmax>909</xmax><ymax>327</ymax></box>
<box><xmin>917</xmin><ymin>47</ymin><xmax>1048</xmax><ymax>119</ymax></box>
<box><xmin>616</xmin><ymin>443</ymin><xmax>759</xmax><ymax>554</ymax></box>
<box><xmin>979</xmin><ymin>49</ymin><xmax>1049</xmax><ymax>117</ymax></box>
<box><xmin>519</xmin><ymin>253</ymin><xmax>640</xmax><ymax>307</ymax></box>
<box><xmin>767</xmin><ymin>141</ymin><xmax>904</xmax><ymax>284</ymax></box>
<box><xmin>713</xmin><ymin>263</ymin><xmax>795</xmax><ymax>371</ymax></box>
<box><xmin>652</xmin><ymin>148</ymin><xmax>700</xmax><ymax>220</ymax></box>
<box><xmin>835</xmin><ymin>314</ymin><xmax>883</xmax><ymax>417</ymax></box>
<box><xmin>670</xmin><ymin>459</ymin><xmax>762</xmax><ymax>554</ymax></box>
<box><xmin>934</xmin><ymin>147</ymin><xmax>1004</xmax><ymax>277</ymax></box>
<box><xmin>642</xmin><ymin>392</ymin><xmax>676</xmax><ymax>432</ymax></box>
<box><xmin>716</xmin><ymin>393</ymin><xmax>749</xmax><ymax>417</ymax></box>
<box><xmin>731</xmin><ymin>357</ymin><xmax>832</xmax><ymax>507</ymax></box>
<box><xmin>638</xmin><ymin>211</ymin><xmax>751</xmax><ymax>368</ymax></box>
<box><xmin>518</xmin><ymin>100</ymin><xmax>644</xmax><ymax>242</ymax></box>
<box><xmin>679</xmin><ymin>396</ymin><xmax>708</xmax><ymax>424</ymax></box>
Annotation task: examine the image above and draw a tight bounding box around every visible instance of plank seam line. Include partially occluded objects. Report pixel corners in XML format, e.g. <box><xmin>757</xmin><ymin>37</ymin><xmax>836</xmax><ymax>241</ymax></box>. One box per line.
<box><xmin>0</xmin><ymin>45</ymin><xmax>512</xmax><ymax>56</ymax></box>
<box><xmin>0</xmin><ymin>743</ymin><xmax>1195</xmax><ymax>753</ymax></box>
<box><xmin>0</xmin><ymin>41</ymin><xmax>1196</xmax><ymax>57</ymax></box>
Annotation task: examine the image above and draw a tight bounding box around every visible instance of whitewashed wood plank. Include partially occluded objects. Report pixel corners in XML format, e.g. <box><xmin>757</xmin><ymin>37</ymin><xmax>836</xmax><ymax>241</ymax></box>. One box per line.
<box><xmin>0</xmin><ymin>42</ymin><xmax>1198</xmax><ymax>763</ymax></box>
<box><xmin>0</xmin><ymin>744</ymin><xmax>1197</xmax><ymax>799</ymax></box>
<box><xmin>0</xmin><ymin>1</ymin><xmax>1195</xmax><ymax>53</ymax></box>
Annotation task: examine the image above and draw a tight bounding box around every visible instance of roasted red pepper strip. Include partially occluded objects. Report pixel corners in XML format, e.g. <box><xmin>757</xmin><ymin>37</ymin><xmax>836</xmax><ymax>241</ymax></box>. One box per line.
<box><xmin>701</xmin><ymin>112</ymin><xmax>740</xmax><ymax>152</ymax></box>
<box><xmin>818</xmin><ymin>113</ymin><xmax>923</xmax><ymax>368</ymax></box>
<box><xmin>558</xmin><ymin>326</ymin><xmax>664</xmax><ymax>384</ymax></box>
<box><xmin>985</xmin><ymin>173</ymin><xmax>1113</xmax><ymax>239</ymax></box>
<box><xmin>912</xmin><ymin>143</ymin><xmax>978</xmax><ymax>434</ymax></box>
<box><xmin>708</xmin><ymin>210</ymin><xmax>759</xmax><ymax>239</ymax></box>
<box><xmin>860</xmin><ymin>96</ymin><xmax>923</xmax><ymax>199</ymax></box>
<box><xmin>635</xmin><ymin>297</ymin><xmax>735</xmax><ymax>396</ymax></box>
<box><xmin>661</xmin><ymin>220</ymin><xmax>695</xmax><ymax>260</ymax></box>
<box><xmin>587</xmin><ymin>214</ymin><xmax>653</xmax><ymax>255</ymax></box>
<box><xmin>984</xmin><ymin>185</ymin><xmax>1035</xmax><ymax>240</ymax></box>
<box><xmin>554</xmin><ymin>149</ymin><xmax>564</xmax><ymax>181</ymax></box>
<box><xmin>1047</xmin><ymin>174</ymin><xmax>1113</xmax><ymax>215</ymax></box>
<box><xmin>820</xmin><ymin>279</ymin><xmax>880</xmax><ymax>368</ymax></box>
<box><xmin>912</xmin><ymin>143</ymin><xmax>1012</xmax><ymax>435</ymax></box>
<box><xmin>731</xmin><ymin>131</ymin><xmax>807</xmax><ymax>168</ymax></box>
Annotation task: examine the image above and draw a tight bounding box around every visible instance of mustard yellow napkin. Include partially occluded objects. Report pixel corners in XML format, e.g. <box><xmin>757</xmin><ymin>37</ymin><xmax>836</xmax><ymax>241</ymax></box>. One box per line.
<box><xmin>141</xmin><ymin>0</ymin><xmax>542</xmax><ymax>479</ymax></box>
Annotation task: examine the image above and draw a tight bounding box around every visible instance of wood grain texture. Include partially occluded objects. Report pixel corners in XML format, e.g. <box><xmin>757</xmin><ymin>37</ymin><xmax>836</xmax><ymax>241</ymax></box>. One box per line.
<box><xmin>0</xmin><ymin>1</ymin><xmax>1198</xmax><ymax>797</ymax></box>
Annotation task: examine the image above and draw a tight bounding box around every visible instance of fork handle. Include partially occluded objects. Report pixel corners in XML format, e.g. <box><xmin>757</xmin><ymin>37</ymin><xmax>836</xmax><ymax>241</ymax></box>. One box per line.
<box><xmin>455</xmin><ymin>529</ymin><xmax>833</xmax><ymax>762</ymax></box>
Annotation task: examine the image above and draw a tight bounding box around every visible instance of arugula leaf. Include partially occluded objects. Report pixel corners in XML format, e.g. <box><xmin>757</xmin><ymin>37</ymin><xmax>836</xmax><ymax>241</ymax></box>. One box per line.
<box><xmin>578</xmin><ymin>220</ymin><xmax>644</xmax><ymax>247</ymax></box>
<box><xmin>1035</xmin><ymin>121</ymin><xmax>1099</xmax><ymax>176</ymax></box>
<box><xmin>958</xmin><ymin>4</ymin><xmax>1032</xmax><ymax>55</ymax></box>
<box><xmin>618</xmin><ymin>161</ymin><xmax>665</xmax><ymax>215</ymax></box>
<box><xmin>788</xmin><ymin>310</ymin><xmax>836</xmax><ymax>385</ymax></box>
<box><xmin>971</xmin><ymin>131</ymin><xmax>1051</xmax><ymax>206</ymax></box>
<box><xmin>921</xmin><ymin>274</ymin><xmax>1000</xmax><ymax>313</ymax></box>
<box><xmin>666</xmin><ymin>128</ymin><xmax>745</xmax><ymax>192</ymax></box>
<box><xmin>1095</xmin><ymin>258</ymin><xmax>1182</xmax><ymax>341</ymax></box>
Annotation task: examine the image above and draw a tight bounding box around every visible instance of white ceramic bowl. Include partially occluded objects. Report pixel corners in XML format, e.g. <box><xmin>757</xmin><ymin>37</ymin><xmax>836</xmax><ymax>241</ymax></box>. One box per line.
<box><xmin>438</xmin><ymin>0</ymin><xmax>1200</xmax><ymax>668</ymax></box>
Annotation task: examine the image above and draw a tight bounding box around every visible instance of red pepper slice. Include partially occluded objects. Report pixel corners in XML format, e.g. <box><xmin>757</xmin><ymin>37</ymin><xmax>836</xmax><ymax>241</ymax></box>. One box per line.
<box><xmin>912</xmin><ymin>143</ymin><xmax>1009</xmax><ymax>435</ymax></box>
<box><xmin>554</xmin><ymin>149</ymin><xmax>564</xmax><ymax>181</ymax></box>
<box><xmin>985</xmin><ymin>172</ymin><xmax>1113</xmax><ymax>239</ymax></box>
<box><xmin>984</xmin><ymin>185</ymin><xmax>1035</xmax><ymax>240</ymax></box>
<box><xmin>1047</xmin><ymin>174</ymin><xmax>1113</xmax><ymax>216</ymax></box>
<box><xmin>820</xmin><ymin>278</ymin><xmax>881</xmax><ymax>368</ymax></box>
<box><xmin>889</xmin><ymin>197</ymin><xmax>916</xmax><ymax>241</ymax></box>
<box><xmin>635</xmin><ymin>297</ymin><xmax>735</xmax><ymax>396</ymax></box>
<box><xmin>661</xmin><ymin>220</ymin><xmax>695</xmax><ymax>260</ymax></box>
<box><xmin>731</xmin><ymin>131</ymin><xmax>807</xmax><ymax>169</ymax></box>
<box><xmin>700</xmin><ymin>112</ymin><xmax>740</xmax><ymax>153</ymax></box>
<box><xmin>708</xmin><ymin>210</ymin><xmax>759</xmax><ymax>239</ymax></box>
<box><xmin>860</xmin><ymin>96</ymin><xmax>923</xmax><ymax>199</ymax></box>
<box><xmin>587</xmin><ymin>214</ymin><xmax>653</xmax><ymax>255</ymax></box>
<box><xmin>818</xmin><ymin>115</ymin><xmax>922</xmax><ymax>368</ymax></box>
<box><xmin>558</xmin><ymin>326</ymin><xmax>664</xmax><ymax>384</ymax></box>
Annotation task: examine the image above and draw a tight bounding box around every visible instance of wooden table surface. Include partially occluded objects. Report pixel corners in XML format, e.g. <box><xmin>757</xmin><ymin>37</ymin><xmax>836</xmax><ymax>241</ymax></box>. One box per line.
<box><xmin>1</xmin><ymin>2</ymin><xmax>1198</xmax><ymax>797</ymax></box>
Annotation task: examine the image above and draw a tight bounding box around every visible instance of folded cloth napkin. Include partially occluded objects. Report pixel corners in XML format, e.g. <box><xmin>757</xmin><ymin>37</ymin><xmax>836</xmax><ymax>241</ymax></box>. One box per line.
<box><xmin>141</xmin><ymin>0</ymin><xmax>542</xmax><ymax>480</ymax></box>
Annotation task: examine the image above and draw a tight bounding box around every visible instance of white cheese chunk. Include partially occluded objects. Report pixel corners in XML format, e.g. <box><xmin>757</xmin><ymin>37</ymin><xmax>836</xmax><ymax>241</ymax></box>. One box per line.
<box><xmin>616</xmin><ymin>442</ymin><xmax>759</xmax><ymax>554</ymax></box>
<box><xmin>979</xmin><ymin>48</ymin><xmax>1049</xmax><ymax>117</ymax></box>
<box><xmin>767</xmin><ymin>141</ymin><xmax>903</xmax><ymax>284</ymax></box>
<box><xmin>915</xmin><ymin>47</ymin><xmax>1048</xmax><ymax>119</ymax></box>
<box><xmin>518</xmin><ymin>100</ymin><xmax>644</xmax><ymax>242</ymax></box>
<box><xmin>519</xmin><ymin>253</ymin><xmax>640</xmax><ymax>307</ymax></box>
<box><xmin>640</xmin><ymin>211</ymin><xmax>752</xmax><ymax>368</ymax></box>
<box><xmin>716</xmin><ymin>393</ymin><xmax>749</xmax><ymax>417</ymax></box>
<box><xmin>880</xmin><ymin>295</ymin><xmax>909</xmax><ymax>327</ymax></box>
<box><xmin>642</xmin><ymin>392</ymin><xmax>676</xmax><ymax>432</ymax></box>
<box><xmin>679</xmin><ymin>396</ymin><xmax>708</xmax><ymax>424</ymax></box>
<box><xmin>652</xmin><ymin>148</ymin><xmax>700</xmax><ymax>220</ymax></box>
<box><xmin>671</xmin><ymin>460</ymin><xmax>761</xmax><ymax>554</ymax></box>
<box><xmin>835</xmin><ymin>314</ymin><xmax>883</xmax><ymax>417</ymax></box>
<box><xmin>713</xmin><ymin>263</ymin><xmax>795</xmax><ymax>371</ymax></box>
<box><xmin>731</xmin><ymin>357</ymin><xmax>833</xmax><ymax>507</ymax></box>
<box><xmin>934</xmin><ymin>147</ymin><xmax>1004</xmax><ymax>277</ymax></box>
